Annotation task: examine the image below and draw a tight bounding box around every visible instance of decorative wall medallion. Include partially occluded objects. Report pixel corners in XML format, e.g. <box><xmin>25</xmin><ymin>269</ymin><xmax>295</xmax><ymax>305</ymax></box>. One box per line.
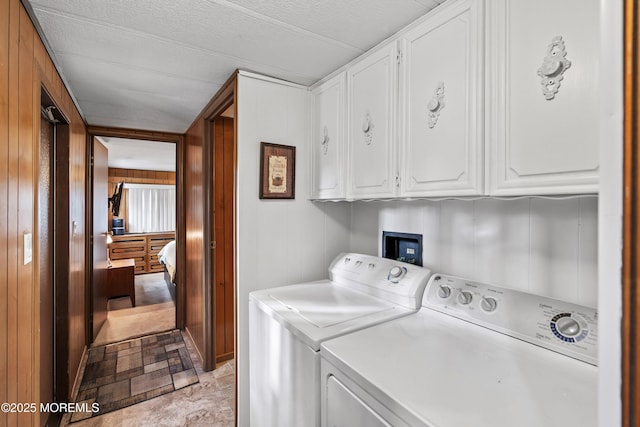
<box><xmin>427</xmin><ymin>82</ymin><xmax>445</xmax><ymax>128</ymax></box>
<box><xmin>321</xmin><ymin>125</ymin><xmax>330</xmax><ymax>155</ymax></box>
<box><xmin>537</xmin><ymin>36</ymin><xmax>572</xmax><ymax>100</ymax></box>
<box><xmin>362</xmin><ymin>111</ymin><xmax>374</xmax><ymax>145</ymax></box>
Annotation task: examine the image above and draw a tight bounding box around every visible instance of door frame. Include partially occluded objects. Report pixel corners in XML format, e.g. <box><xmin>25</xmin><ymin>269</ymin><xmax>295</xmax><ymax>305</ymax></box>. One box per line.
<box><xmin>201</xmin><ymin>72</ymin><xmax>237</xmax><ymax>371</ymax></box>
<box><xmin>85</xmin><ymin>126</ymin><xmax>186</xmax><ymax>344</ymax></box>
<box><xmin>623</xmin><ymin>0</ymin><xmax>640</xmax><ymax>424</ymax></box>
<box><xmin>38</xmin><ymin>87</ymin><xmax>70</xmax><ymax>426</ymax></box>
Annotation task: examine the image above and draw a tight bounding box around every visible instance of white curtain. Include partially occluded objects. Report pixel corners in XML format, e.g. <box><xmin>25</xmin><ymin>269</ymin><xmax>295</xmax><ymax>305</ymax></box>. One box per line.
<box><xmin>126</xmin><ymin>184</ymin><xmax>176</xmax><ymax>233</ymax></box>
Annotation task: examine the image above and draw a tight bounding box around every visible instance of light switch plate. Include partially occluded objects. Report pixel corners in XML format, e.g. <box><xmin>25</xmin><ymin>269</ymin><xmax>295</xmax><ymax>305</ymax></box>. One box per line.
<box><xmin>24</xmin><ymin>232</ymin><xmax>32</xmax><ymax>265</ymax></box>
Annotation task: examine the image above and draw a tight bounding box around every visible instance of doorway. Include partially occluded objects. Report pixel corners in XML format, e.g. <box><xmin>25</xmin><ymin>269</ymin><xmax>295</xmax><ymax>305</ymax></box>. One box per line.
<box><xmin>39</xmin><ymin>89</ymin><xmax>70</xmax><ymax>427</ymax></box>
<box><xmin>210</xmin><ymin>112</ymin><xmax>235</xmax><ymax>364</ymax></box>
<box><xmin>86</xmin><ymin>128</ymin><xmax>185</xmax><ymax>346</ymax></box>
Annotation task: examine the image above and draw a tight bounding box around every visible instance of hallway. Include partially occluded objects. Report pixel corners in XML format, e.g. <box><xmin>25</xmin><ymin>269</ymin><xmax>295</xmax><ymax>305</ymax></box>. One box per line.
<box><xmin>58</xmin><ymin>272</ymin><xmax>235</xmax><ymax>425</ymax></box>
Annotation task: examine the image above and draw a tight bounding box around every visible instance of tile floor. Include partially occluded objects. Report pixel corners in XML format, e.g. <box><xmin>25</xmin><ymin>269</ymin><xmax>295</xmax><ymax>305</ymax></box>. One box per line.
<box><xmin>64</xmin><ymin>273</ymin><xmax>236</xmax><ymax>426</ymax></box>
<box><xmin>63</xmin><ymin>332</ymin><xmax>235</xmax><ymax>426</ymax></box>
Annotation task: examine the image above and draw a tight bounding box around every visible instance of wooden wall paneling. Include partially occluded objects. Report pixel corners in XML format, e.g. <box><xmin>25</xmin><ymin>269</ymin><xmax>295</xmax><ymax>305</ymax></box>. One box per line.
<box><xmin>623</xmin><ymin>0</ymin><xmax>639</xmax><ymax>424</ymax></box>
<box><xmin>33</xmin><ymin>35</ymin><xmax>46</xmax><ymax>71</ymax></box>
<box><xmin>17</xmin><ymin>7</ymin><xmax>35</xmax><ymax>426</ymax></box>
<box><xmin>213</xmin><ymin>118</ymin><xmax>224</xmax><ymax>361</ymax></box>
<box><xmin>71</xmin><ymin>115</ymin><xmax>83</xmax><ymax>395</ymax></box>
<box><xmin>0</xmin><ymin>0</ymin><xmax>9</xmax><ymax>423</ymax></box>
<box><xmin>213</xmin><ymin>116</ymin><xmax>235</xmax><ymax>362</ymax></box>
<box><xmin>6</xmin><ymin>1</ymin><xmax>20</xmax><ymax>424</ymax></box>
<box><xmin>175</xmin><ymin>134</ymin><xmax>185</xmax><ymax>331</ymax></box>
<box><xmin>223</xmin><ymin>117</ymin><xmax>235</xmax><ymax>358</ymax></box>
<box><xmin>0</xmin><ymin>3</ymin><xmax>88</xmax><ymax>423</ymax></box>
<box><xmin>184</xmin><ymin>119</ymin><xmax>205</xmax><ymax>362</ymax></box>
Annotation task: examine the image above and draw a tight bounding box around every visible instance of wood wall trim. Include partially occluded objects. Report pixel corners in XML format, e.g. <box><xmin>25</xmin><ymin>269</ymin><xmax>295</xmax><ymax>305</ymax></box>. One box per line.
<box><xmin>87</xmin><ymin>125</ymin><xmax>183</xmax><ymax>143</ymax></box>
<box><xmin>187</xmin><ymin>70</ymin><xmax>238</xmax><ymax>130</ymax></box>
<box><xmin>623</xmin><ymin>0</ymin><xmax>639</xmax><ymax>425</ymax></box>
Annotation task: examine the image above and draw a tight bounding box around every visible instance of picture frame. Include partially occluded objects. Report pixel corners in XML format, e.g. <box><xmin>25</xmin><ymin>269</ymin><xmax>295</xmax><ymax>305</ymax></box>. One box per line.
<box><xmin>259</xmin><ymin>142</ymin><xmax>296</xmax><ymax>199</ymax></box>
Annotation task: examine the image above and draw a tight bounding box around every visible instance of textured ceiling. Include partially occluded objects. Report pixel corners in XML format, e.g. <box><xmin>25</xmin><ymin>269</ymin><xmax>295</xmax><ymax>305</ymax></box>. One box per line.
<box><xmin>97</xmin><ymin>137</ymin><xmax>177</xmax><ymax>172</ymax></box>
<box><xmin>28</xmin><ymin>0</ymin><xmax>446</xmax><ymax>134</ymax></box>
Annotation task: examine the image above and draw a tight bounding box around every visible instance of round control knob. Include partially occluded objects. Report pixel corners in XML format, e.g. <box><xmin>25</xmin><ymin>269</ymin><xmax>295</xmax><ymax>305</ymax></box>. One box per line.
<box><xmin>480</xmin><ymin>296</ymin><xmax>497</xmax><ymax>312</ymax></box>
<box><xmin>556</xmin><ymin>316</ymin><xmax>581</xmax><ymax>337</ymax></box>
<box><xmin>389</xmin><ymin>266</ymin><xmax>403</xmax><ymax>278</ymax></box>
<box><xmin>437</xmin><ymin>285</ymin><xmax>451</xmax><ymax>299</ymax></box>
<box><xmin>457</xmin><ymin>291</ymin><xmax>473</xmax><ymax>305</ymax></box>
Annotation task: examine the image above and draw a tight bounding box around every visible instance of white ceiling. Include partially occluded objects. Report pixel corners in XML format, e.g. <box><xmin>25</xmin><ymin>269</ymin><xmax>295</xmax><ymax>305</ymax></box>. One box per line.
<box><xmin>28</xmin><ymin>0</ymin><xmax>446</xmax><ymax>134</ymax></box>
<box><xmin>97</xmin><ymin>137</ymin><xmax>176</xmax><ymax>172</ymax></box>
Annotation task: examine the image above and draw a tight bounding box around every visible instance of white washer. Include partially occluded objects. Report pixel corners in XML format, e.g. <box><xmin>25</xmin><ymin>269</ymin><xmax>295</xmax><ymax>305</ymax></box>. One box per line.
<box><xmin>249</xmin><ymin>253</ymin><xmax>432</xmax><ymax>427</ymax></box>
<box><xmin>320</xmin><ymin>274</ymin><xmax>598</xmax><ymax>427</ymax></box>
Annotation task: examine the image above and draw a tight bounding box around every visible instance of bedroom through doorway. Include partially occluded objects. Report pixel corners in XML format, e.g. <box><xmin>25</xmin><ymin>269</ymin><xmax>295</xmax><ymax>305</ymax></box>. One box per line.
<box><xmin>87</xmin><ymin>129</ymin><xmax>184</xmax><ymax>346</ymax></box>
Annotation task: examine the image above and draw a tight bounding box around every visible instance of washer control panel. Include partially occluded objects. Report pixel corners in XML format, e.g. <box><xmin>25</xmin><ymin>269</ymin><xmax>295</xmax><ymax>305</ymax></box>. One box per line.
<box><xmin>423</xmin><ymin>274</ymin><xmax>598</xmax><ymax>365</ymax></box>
<box><xmin>328</xmin><ymin>253</ymin><xmax>431</xmax><ymax>310</ymax></box>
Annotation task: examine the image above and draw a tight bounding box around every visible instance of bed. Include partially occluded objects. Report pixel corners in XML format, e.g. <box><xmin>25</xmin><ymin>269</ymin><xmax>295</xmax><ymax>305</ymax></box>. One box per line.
<box><xmin>157</xmin><ymin>240</ymin><xmax>176</xmax><ymax>303</ymax></box>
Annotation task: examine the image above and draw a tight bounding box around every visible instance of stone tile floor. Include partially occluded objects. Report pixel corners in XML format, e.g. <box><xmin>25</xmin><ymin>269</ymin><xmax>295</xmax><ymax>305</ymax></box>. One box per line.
<box><xmin>62</xmin><ymin>331</ymin><xmax>235</xmax><ymax>427</ymax></box>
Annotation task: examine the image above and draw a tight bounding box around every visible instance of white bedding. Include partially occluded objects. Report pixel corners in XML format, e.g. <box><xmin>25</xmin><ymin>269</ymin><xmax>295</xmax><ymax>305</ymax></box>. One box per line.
<box><xmin>158</xmin><ymin>240</ymin><xmax>176</xmax><ymax>281</ymax></box>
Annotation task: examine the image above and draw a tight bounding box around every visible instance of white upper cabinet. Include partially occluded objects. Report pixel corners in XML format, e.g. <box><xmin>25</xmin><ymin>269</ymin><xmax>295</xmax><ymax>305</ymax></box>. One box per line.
<box><xmin>310</xmin><ymin>73</ymin><xmax>346</xmax><ymax>199</ymax></box>
<box><xmin>347</xmin><ymin>44</ymin><xmax>398</xmax><ymax>199</ymax></box>
<box><xmin>487</xmin><ymin>0</ymin><xmax>599</xmax><ymax>195</ymax></box>
<box><xmin>309</xmin><ymin>0</ymin><xmax>600</xmax><ymax>200</ymax></box>
<box><xmin>399</xmin><ymin>0</ymin><xmax>484</xmax><ymax>197</ymax></box>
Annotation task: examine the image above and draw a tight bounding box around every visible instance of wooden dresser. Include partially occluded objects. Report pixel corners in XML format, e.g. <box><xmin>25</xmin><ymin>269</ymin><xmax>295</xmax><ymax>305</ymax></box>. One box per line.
<box><xmin>109</xmin><ymin>232</ymin><xmax>175</xmax><ymax>275</ymax></box>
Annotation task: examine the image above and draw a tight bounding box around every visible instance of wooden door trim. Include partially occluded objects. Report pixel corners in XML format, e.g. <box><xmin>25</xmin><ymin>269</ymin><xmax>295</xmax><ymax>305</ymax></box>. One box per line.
<box><xmin>86</xmin><ymin>126</ymin><xmax>186</xmax><ymax>331</ymax></box>
<box><xmin>623</xmin><ymin>0</ymin><xmax>639</xmax><ymax>425</ymax></box>
<box><xmin>202</xmin><ymin>72</ymin><xmax>237</xmax><ymax>371</ymax></box>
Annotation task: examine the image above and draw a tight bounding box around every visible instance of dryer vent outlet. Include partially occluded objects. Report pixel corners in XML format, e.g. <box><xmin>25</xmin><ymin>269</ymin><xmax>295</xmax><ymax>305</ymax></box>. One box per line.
<box><xmin>382</xmin><ymin>231</ymin><xmax>423</xmax><ymax>266</ymax></box>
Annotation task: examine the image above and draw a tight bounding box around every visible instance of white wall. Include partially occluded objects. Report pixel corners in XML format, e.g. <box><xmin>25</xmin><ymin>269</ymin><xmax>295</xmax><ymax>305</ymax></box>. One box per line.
<box><xmin>350</xmin><ymin>197</ymin><xmax>598</xmax><ymax>307</ymax></box>
<box><xmin>598</xmin><ymin>0</ymin><xmax>623</xmax><ymax>424</ymax></box>
<box><xmin>236</xmin><ymin>73</ymin><xmax>351</xmax><ymax>426</ymax></box>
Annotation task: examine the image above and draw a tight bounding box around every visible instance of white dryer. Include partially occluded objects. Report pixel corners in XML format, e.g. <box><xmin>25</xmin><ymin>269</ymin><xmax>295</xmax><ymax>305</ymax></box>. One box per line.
<box><xmin>248</xmin><ymin>253</ymin><xmax>432</xmax><ymax>427</ymax></box>
<box><xmin>320</xmin><ymin>273</ymin><xmax>598</xmax><ymax>427</ymax></box>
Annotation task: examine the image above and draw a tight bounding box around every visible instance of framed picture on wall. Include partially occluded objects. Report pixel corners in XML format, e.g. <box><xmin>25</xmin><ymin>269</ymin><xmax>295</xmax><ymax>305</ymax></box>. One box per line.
<box><xmin>259</xmin><ymin>142</ymin><xmax>296</xmax><ymax>199</ymax></box>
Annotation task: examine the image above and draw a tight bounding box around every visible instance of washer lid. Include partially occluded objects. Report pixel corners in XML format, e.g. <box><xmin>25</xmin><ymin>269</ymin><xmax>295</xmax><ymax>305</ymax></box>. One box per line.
<box><xmin>270</xmin><ymin>285</ymin><xmax>394</xmax><ymax>328</ymax></box>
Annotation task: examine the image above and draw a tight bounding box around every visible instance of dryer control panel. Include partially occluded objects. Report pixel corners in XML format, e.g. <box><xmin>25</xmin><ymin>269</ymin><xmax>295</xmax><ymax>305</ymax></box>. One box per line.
<box><xmin>328</xmin><ymin>253</ymin><xmax>432</xmax><ymax>310</ymax></box>
<box><xmin>423</xmin><ymin>274</ymin><xmax>598</xmax><ymax>366</ymax></box>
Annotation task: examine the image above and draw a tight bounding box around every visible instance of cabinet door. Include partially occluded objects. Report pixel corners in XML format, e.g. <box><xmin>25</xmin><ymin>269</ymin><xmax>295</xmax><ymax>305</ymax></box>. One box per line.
<box><xmin>348</xmin><ymin>44</ymin><xmax>398</xmax><ymax>199</ymax></box>
<box><xmin>488</xmin><ymin>0</ymin><xmax>599</xmax><ymax>195</ymax></box>
<box><xmin>311</xmin><ymin>73</ymin><xmax>346</xmax><ymax>199</ymax></box>
<box><xmin>400</xmin><ymin>0</ymin><xmax>484</xmax><ymax>197</ymax></box>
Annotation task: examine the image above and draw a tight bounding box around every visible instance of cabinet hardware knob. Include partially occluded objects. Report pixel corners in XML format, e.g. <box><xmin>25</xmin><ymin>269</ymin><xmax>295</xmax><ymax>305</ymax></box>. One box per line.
<box><xmin>321</xmin><ymin>125</ymin><xmax>330</xmax><ymax>155</ymax></box>
<box><xmin>363</xmin><ymin>111</ymin><xmax>374</xmax><ymax>145</ymax></box>
<box><xmin>427</xmin><ymin>81</ymin><xmax>445</xmax><ymax>128</ymax></box>
<box><xmin>537</xmin><ymin>36</ymin><xmax>571</xmax><ymax>100</ymax></box>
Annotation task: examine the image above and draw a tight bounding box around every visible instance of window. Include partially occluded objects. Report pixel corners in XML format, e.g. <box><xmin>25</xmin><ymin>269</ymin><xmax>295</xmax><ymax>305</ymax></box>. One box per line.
<box><xmin>126</xmin><ymin>184</ymin><xmax>176</xmax><ymax>233</ymax></box>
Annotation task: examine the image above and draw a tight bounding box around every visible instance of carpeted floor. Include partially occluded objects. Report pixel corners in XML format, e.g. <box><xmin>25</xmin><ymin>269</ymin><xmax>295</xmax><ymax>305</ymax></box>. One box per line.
<box><xmin>71</xmin><ymin>330</ymin><xmax>199</xmax><ymax>423</ymax></box>
<box><xmin>108</xmin><ymin>272</ymin><xmax>173</xmax><ymax>310</ymax></box>
<box><xmin>93</xmin><ymin>273</ymin><xmax>176</xmax><ymax>346</ymax></box>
